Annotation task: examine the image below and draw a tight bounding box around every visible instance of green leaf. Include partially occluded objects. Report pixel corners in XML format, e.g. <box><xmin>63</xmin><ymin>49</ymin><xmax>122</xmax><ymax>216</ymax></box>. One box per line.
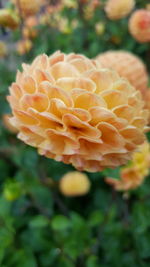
<box><xmin>29</xmin><ymin>215</ymin><xmax>49</xmax><ymax>228</ymax></box>
<box><xmin>51</xmin><ymin>215</ymin><xmax>70</xmax><ymax>231</ymax></box>
<box><xmin>88</xmin><ymin>210</ymin><xmax>104</xmax><ymax>227</ymax></box>
<box><xmin>86</xmin><ymin>255</ymin><xmax>99</xmax><ymax>267</ymax></box>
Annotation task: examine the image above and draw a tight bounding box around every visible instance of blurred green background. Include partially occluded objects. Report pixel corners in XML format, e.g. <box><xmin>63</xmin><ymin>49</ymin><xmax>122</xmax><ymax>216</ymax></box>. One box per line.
<box><xmin>0</xmin><ymin>0</ymin><xmax>150</xmax><ymax>266</ymax></box>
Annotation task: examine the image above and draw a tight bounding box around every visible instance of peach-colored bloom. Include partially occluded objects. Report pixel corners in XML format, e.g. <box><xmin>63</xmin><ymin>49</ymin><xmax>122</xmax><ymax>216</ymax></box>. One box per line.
<box><xmin>106</xmin><ymin>141</ymin><xmax>150</xmax><ymax>191</ymax></box>
<box><xmin>129</xmin><ymin>9</ymin><xmax>150</xmax><ymax>43</ymax></box>
<box><xmin>105</xmin><ymin>0</ymin><xmax>135</xmax><ymax>20</ymax></box>
<box><xmin>59</xmin><ymin>171</ymin><xmax>90</xmax><ymax>196</ymax></box>
<box><xmin>12</xmin><ymin>0</ymin><xmax>42</xmax><ymax>17</ymax></box>
<box><xmin>96</xmin><ymin>51</ymin><xmax>148</xmax><ymax>95</ymax></box>
<box><xmin>7</xmin><ymin>51</ymin><xmax>148</xmax><ymax>172</ymax></box>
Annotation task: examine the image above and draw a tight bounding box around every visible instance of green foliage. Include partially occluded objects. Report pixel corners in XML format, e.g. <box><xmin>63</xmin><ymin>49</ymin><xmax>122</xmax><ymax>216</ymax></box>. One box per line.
<box><xmin>0</xmin><ymin>0</ymin><xmax>150</xmax><ymax>266</ymax></box>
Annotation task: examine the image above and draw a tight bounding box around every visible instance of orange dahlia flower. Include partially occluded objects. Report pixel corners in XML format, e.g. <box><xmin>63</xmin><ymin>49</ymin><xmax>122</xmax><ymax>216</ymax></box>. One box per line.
<box><xmin>96</xmin><ymin>51</ymin><xmax>148</xmax><ymax>95</ymax></box>
<box><xmin>106</xmin><ymin>141</ymin><xmax>150</xmax><ymax>191</ymax></box>
<box><xmin>7</xmin><ymin>51</ymin><xmax>148</xmax><ymax>172</ymax></box>
<box><xmin>59</xmin><ymin>171</ymin><xmax>90</xmax><ymax>196</ymax></box>
<box><xmin>12</xmin><ymin>0</ymin><xmax>42</xmax><ymax>17</ymax></box>
<box><xmin>129</xmin><ymin>9</ymin><xmax>150</xmax><ymax>43</ymax></box>
<box><xmin>105</xmin><ymin>0</ymin><xmax>135</xmax><ymax>20</ymax></box>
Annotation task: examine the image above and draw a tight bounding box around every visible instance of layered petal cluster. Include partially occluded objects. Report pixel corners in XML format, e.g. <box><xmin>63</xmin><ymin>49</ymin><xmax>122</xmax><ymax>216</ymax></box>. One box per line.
<box><xmin>106</xmin><ymin>141</ymin><xmax>150</xmax><ymax>191</ymax></box>
<box><xmin>129</xmin><ymin>9</ymin><xmax>150</xmax><ymax>43</ymax></box>
<box><xmin>12</xmin><ymin>0</ymin><xmax>42</xmax><ymax>17</ymax></box>
<box><xmin>59</xmin><ymin>171</ymin><xmax>90</xmax><ymax>196</ymax></box>
<box><xmin>105</xmin><ymin>0</ymin><xmax>135</xmax><ymax>20</ymax></box>
<box><xmin>144</xmin><ymin>90</ymin><xmax>150</xmax><ymax>123</ymax></box>
<box><xmin>7</xmin><ymin>51</ymin><xmax>148</xmax><ymax>172</ymax></box>
<box><xmin>96</xmin><ymin>51</ymin><xmax>148</xmax><ymax>94</ymax></box>
<box><xmin>2</xmin><ymin>114</ymin><xmax>18</xmax><ymax>134</ymax></box>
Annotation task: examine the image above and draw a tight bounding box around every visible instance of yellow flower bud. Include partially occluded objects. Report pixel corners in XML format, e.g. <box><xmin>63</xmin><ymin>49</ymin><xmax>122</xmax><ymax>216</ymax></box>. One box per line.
<box><xmin>95</xmin><ymin>22</ymin><xmax>105</xmax><ymax>35</ymax></box>
<box><xmin>59</xmin><ymin>171</ymin><xmax>91</xmax><ymax>196</ymax></box>
<box><xmin>0</xmin><ymin>9</ymin><xmax>20</xmax><ymax>30</ymax></box>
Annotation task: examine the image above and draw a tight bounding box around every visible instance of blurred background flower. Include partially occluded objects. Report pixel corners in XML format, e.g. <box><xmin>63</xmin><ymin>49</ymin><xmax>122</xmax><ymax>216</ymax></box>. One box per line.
<box><xmin>129</xmin><ymin>9</ymin><xmax>150</xmax><ymax>43</ymax></box>
<box><xmin>105</xmin><ymin>0</ymin><xmax>135</xmax><ymax>20</ymax></box>
<box><xmin>105</xmin><ymin>141</ymin><xmax>150</xmax><ymax>191</ymax></box>
<box><xmin>96</xmin><ymin>50</ymin><xmax>149</xmax><ymax>94</ymax></box>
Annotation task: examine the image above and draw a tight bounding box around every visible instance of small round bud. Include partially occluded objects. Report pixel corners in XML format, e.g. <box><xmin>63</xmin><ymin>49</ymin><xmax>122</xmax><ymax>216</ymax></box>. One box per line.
<box><xmin>59</xmin><ymin>171</ymin><xmax>91</xmax><ymax>196</ymax></box>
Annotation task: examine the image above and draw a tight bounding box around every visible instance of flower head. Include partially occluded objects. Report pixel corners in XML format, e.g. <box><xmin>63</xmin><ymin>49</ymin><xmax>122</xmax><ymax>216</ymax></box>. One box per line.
<box><xmin>132</xmin><ymin>141</ymin><xmax>150</xmax><ymax>176</ymax></box>
<box><xmin>0</xmin><ymin>9</ymin><xmax>20</xmax><ymax>30</ymax></box>
<box><xmin>12</xmin><ymin>0</ymin><xmax>42</xmax><ymax>17</ymax></box>
<box><xmin>59</xmin><ymin>171</ymin><xmax>90</xmax><ymax>196</ymax></box>
<box><xmin>7</xmin><ymin>51</ymin><xmax>148</xmax><ymax>172</ymax></box>
<box><xmin>105</xmin><ymin>0</ymin><xmax>135</xmax><ymax>20</ymax></box>
<box><xmin>106</xmin><ymin>141</ymin><xmax>150</xmax><ymax>191</ymax></box>
<box><xmin>96</xmin><ymin>51</ymin><xmax>148</xmax><ymax>95</ymax></box>
<box><xmin>129</xmin><ymin>9</ymin><xmax>150</xmax><ymax>43</ymax></box>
